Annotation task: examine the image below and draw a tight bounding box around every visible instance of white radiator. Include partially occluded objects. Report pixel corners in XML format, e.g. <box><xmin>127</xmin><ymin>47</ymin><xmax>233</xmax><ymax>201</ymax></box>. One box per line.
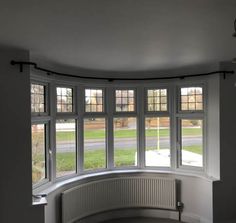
<box><xmin>62</xmin><ymin>177</ymin><xmax>178</xmax><ymax>223</ymax></box>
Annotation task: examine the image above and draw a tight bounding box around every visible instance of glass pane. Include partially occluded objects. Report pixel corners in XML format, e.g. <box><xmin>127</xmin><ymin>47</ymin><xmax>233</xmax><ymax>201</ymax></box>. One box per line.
<box><xmin>56</xmin><ymin>87</ymin><xmax>73</xmax><ymax>113</ymax></box>
<box><xmin>84</xmin><ymin>118</ymin><xmax>106</xmax><ymax>170</ymax></box>
<box><xmin>32</xmin><ymin>124</ymin><xmax>46</xmax><ymax>184</ymax></box>
<box><xmin>145</xmin><ymin>117</ymin><xmax>170</xmax><ymax>167</ymax></box>
<box><xmin>31</xmin><ymin>84</ymin><xmax>45</xmax><ymax>113</ymax></box>
<box><xmin>85</xmin><ymin>89</ymin><xmax>104</xmax><ymax>112</ymax></box>
<box><xmin>147</xmin><ymin>89</ymin><xmax>168</xmax><ymax>112</ymax></box>
<box><xmin>115</xmin><ymin>90</ymin><xmax>135</xmax><ymax>112</ymax></box>
<box><xmin>181</xmin><ymin>119</ymin><xmax>203</xmax><ymax>167</ymax></box>
<box><xmin>180</xmin><ymin>87</ymin><xmax>203</xmax><ymax>111</ymax></box>
<box><xmin>114</xmin><ymin>117</ymin><xmax>137</xmax><ymax>167</ymax></box>
<box><xmin>56</xmin><ymin>119</ymin><xmax>76</xmax><ymax>177</ymax></box>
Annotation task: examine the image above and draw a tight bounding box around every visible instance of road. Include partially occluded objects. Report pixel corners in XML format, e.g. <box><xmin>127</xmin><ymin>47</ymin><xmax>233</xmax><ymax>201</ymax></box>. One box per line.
<box><xmin>56</xmin><ymin>136</ymin><xmax>202</xmax><ymax>152</ymax></box>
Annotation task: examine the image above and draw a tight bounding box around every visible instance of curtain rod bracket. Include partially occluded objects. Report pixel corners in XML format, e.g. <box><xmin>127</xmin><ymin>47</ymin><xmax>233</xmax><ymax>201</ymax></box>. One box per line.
<box><xmin>11</xmin><ymin>60</ymin><xmax>24</xmax><ymax>72</ymax></box>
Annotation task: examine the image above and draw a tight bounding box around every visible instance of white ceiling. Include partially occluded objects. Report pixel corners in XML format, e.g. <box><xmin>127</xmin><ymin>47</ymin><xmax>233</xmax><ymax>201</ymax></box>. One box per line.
<box><xmin>0</xmin><ymin>0</ymin><xmax>236</xmax><ymax>74</ymax></box>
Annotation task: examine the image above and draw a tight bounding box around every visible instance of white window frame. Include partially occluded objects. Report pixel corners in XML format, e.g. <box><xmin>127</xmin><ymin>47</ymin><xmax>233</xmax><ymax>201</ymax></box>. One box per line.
<box><xmin>30</xmin><ymin>74</ymin><xmax>210</xmax><ymax>190</ymax></box>
<box><xmin>176</xmin><ymin>84</ymin><xmax>206</xmax><ymax>172</ymax></box>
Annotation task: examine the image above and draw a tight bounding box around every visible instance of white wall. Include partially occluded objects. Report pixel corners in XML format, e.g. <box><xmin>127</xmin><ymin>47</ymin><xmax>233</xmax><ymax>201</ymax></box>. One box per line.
<box><xmin>0</xmin><ymin>48</ymin><xmax>44</xmax><ymax>223</ymax></box>
<box><xmin>213</xmin><ymin>62</ymin><xmax>236</xmax><ymax>223</ymax></box>
<box><xmin>207</xmin><ymin>75</ymin><xmax>220</xmax><ymax>179</ymax></box>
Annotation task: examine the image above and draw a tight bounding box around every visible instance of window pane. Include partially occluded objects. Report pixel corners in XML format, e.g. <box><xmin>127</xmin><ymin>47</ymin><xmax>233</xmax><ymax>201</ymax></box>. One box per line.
<box><xmin>56</xmin><ymin>119</ymin><xmax>76</xmax><ymax>177</ymax></box>
<box><xmin>32</xmin><ymin>124</ymin><xmax>46</xmax><ymax>184</ymax></box>
<box><xmin>84</xmin><ymin>118</ymin><xmax>106</xmax><ymax>170</ymax></box>
<box><xmin>31</xmin><ymin>84</ymin><xmax>45</xmax><ymax>113</ymax></box>
<box><xmin>85</xmin><ymin>89</ymin><xmax>104</xmax><ymax>112</ymax></box>
<box><xmin>114</xmin><ymin>117</ymin><xmax>137</xmax><ymax>167</ymax></box>
<box><xmin>147</xmin><ymin>89</ymin><xmax>167</xmax><ymax>112</ymax></box>
<box><xmin>180</xmin><ymin>87</ymin><xmax>203</xmax><ymax>111</ymax></box>
<box><xmin>181</xmin><ymin>119</ymin><xmax>203</xmax><ymax>167</ymax></box>
<box><xmin>145</xmin><ymin>117</ymin><xmax>170</xmax><ymax>167</ymax></box>
<box><xmin>56</xmin><ymin>87</ymin><xmax>73</xmax><ymax>112</ymax></box>
<box><xmin>115</xmin><ymin>90</ymin><xmax>135</xmax><ymax>112</ymax></box>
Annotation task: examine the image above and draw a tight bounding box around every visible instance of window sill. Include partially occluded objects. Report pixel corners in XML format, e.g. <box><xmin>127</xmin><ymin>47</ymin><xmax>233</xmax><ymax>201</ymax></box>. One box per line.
<box><xmin>32</xmin><ymin>195</ymin><xmax>47</xmax><ymax>206</ymax></box>
<box><xmin>34</xmin><ymin>169</ymin><xmax>219</xmax><ymax>195</ymax></box>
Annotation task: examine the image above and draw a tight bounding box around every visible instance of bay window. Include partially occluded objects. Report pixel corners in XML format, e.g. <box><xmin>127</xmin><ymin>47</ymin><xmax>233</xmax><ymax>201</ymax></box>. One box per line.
<box><xmin>31</xmin><ymin>79</ymin><xmax>207</xmax><ymax>187</ymax></box>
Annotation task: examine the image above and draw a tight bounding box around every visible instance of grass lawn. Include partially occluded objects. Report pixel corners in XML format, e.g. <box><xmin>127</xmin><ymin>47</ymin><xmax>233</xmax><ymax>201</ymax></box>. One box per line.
<box><xmin>56</xmin><ymin>128</ymin><xmax>202</xmax><ymax>141</ymax></box>
<box><xmin>114</xmin><ymin>148</ymin><xmax>136</xmax><ymax>167</ymax></box>
<box><xmin>84</xmin><ymin>149</ymin><xmax>106</xmax><ymax>170</ymax></box>
<box><xmin>54</xmin><ymin>148</ymin><xmax>137</xmax><ymax>172</ymax></box>
<box><xmin>35</xmin><ymin>144</ymin><xmax>202</xmax><ymax>173</ymax></box>
<box><xmin>55</xmin><ymin>146</ymin><xmax>202</xmax><ymax>172</ymax></box>
<box><xmin>183</xmin><ymin>145</ymin><xmax>202</xmax><ymax>155</ymax></box>
<box><xmin>56</xmin><ymin>152</ymin><xmax>76</xmax><ymax>171</ymax></box>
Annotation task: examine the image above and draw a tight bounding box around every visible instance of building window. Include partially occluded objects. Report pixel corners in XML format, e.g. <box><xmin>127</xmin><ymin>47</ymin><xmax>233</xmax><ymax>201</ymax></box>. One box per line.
<box><xmin>147</xmin><ymin>89</ymin><xmax>168</xmax><ymax>112</ymax></box>
<box><xmin>56</xmin><ymin>87</ymin><xmax>73</xmax><ymax>113</ymax></box>
<box><xmin>31</xmin><ymin>84</ymin><xmax>46</xmax><ymax>113</ymax></box>
<box><xmin>84</xmin><ymin>118</ymin><xmax>106</xmax><ymax>170</ymax></box>
<box><xmin>85</xmin><ymin>89</ymin><xmax>104</xmax><ymax>112</ymax></box>
<box><xmin>56</xmin><ymin>119</ymin><xmax>76</xmax><ymax>178</ymax></box>
<box><xmin>32</xmin><ymin>123</ymin><xmax>47</xmax><ymax>184</ymax></box>
<box><xmin>115</xmin><ymin>89</ymin><xmax>135</xmax><ymax>112</ymax></box>
<box><xmin>113</xmin><ymin>117</ymin><xmax>137</xmax><ymax>167</ymax></box>
<box><xmin>145</xmin><ymin>117</ymin><xmax>170</xmax><ymax>167</ymax></box>
<box><xmin>31</xmin><ymin>79</ymin><xmax>208</xmax><ymax>188</ymax></box>
<box><xmin>180</xmin><ymin>87</ymin><xmax>203</xmax><ymax>111</ymax></box>
<box><xmin>180</xmin><ymin>119</ymin><xmax>203</xmax><ymax>167</ymax></box>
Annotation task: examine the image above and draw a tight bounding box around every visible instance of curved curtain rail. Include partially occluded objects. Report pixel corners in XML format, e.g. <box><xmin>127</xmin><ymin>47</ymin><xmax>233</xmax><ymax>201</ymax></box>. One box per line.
<box><xmin>11</xmin><ymin>60</ymin><xmax>234</xmax><ymax>81</ymax></box>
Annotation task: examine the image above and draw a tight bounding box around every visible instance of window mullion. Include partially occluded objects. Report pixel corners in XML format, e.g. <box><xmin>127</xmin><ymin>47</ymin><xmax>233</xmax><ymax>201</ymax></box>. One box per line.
<box><xmin>137</xmin><ymin>86</ymin><xmax>145</xmax><ymax>168</ymax></box>
<box><xmin>170</xmin><ymin>85</ymin><xmax>178</xmax><ymax>170</ymax></box>
<box><xmin>107</xmin><ymin>87</ymin><xmax>114</xmax><ymax>169</ymax></box>
<box><xmin>49</xmin><ymin>81</ymin><xmax>57</xmax><ymax>182</ymax></box>
<box><xmin>77</xmin><ymin>85</ymin><xmax>84</xmax><ymax>173</ymax></box>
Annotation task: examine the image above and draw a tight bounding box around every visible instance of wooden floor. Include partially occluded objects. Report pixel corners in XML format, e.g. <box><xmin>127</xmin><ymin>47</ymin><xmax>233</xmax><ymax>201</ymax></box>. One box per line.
<box><xmin>101</xmin><ymin>217</ymin><xmax>183</xmax><ymax>223</ymax></box>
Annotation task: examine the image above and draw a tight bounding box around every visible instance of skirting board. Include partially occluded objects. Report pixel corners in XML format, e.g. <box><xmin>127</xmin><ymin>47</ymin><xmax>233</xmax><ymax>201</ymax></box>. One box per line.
<box><xmin>76</xmin><ymin>208</ymin><xmax>212</xmax><ymax>223</ymax></box>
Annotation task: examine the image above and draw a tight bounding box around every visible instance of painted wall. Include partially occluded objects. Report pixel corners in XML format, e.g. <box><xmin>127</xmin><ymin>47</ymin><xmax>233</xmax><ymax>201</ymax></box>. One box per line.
<box><xmin>207</xmin><ymin>75</ymin><xmax>220</xmax><ymax>179</ymax></box>
<box><xmin>0</xmin><ymin>49</ymin><xmax>44</xmax><ymax>223</ymax></box>
<box><xmin>213</xmin><ymin>62</ymin><xmax>236</xmax><ymax>223</ymax></box>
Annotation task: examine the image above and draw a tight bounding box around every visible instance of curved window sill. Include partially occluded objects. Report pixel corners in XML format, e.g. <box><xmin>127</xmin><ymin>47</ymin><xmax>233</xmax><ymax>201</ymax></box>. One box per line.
<box><xmin>34</xmin><ymin>169</ymin><xmax>219</xmax><ymax>196</ymax></box>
